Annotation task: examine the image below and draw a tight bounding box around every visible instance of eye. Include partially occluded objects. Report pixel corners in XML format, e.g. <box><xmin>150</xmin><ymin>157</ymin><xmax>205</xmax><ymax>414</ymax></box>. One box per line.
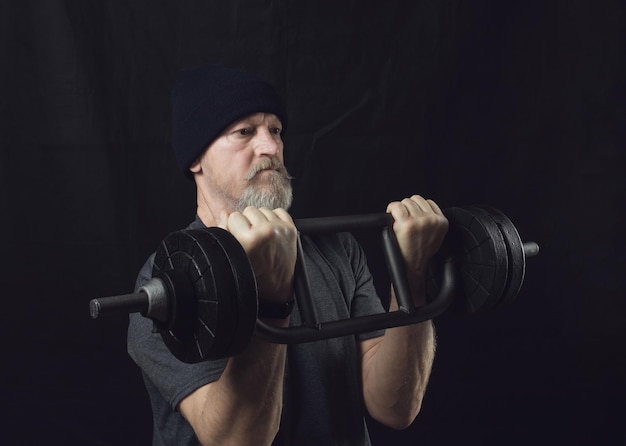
<box><xmin>238</xmin><ymin>127</ymin><xmax>253</xmax><ymax>136</ymax></box>
<box><xmin>270</xmin><ymin>127</ymin><xmax>282</xmax><ymax>135</ymax></box>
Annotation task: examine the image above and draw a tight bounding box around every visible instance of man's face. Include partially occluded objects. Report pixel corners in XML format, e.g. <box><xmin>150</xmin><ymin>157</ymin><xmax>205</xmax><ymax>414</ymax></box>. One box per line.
<box><xmin>192</xmin><ymin>112</ymin><xmax>293</xmax><ymax>212</ymax></box>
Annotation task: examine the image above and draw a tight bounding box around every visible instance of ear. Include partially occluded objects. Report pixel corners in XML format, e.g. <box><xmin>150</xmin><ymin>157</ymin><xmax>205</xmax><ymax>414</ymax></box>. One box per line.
<box><xmin>189</xmin><ymin>159</ymin><xmax>202</xmax><ymax>174</ymax></box>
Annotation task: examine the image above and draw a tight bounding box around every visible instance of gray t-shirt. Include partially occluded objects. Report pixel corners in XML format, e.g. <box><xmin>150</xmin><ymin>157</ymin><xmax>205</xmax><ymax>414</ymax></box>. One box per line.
<box><xmin>127</xmin><ymin>218</ymin><xmax>385</xmax><ymax>445</ymax></box>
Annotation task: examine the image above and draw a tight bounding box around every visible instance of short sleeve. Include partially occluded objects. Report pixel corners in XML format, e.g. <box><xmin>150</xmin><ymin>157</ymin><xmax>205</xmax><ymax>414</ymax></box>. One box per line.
<box><xmin>127</xmin><ymin>254</ymin><xmax>228</xmax><ymax>411</ymax></box>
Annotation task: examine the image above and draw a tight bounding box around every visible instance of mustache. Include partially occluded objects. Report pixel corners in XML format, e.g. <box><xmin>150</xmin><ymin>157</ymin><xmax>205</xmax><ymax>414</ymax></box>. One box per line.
<box><xmin>245</xmin><ymin>158</ymin><xmax>294</xmax><ymax>181</ymax></box>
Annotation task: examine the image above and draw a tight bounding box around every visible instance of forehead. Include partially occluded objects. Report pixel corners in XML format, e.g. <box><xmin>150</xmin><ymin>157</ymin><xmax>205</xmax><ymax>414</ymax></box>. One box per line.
<box><xmin>228</xmin><ymin>112</ymin><xmax>282</xmax><ymax>127</ymax></box>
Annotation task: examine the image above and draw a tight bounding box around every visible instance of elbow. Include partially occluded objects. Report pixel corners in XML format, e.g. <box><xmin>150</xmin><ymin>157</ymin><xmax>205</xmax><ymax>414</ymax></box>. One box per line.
<box><xmin>383</xmin><ymin>407</ymin><xmax>422</xmax><ymax>431</ymax></box>
<box><xmin>371</xmin><ymin>399</ymin><xmax>423</xmax><ymax>431</ymax></box>
<box><xmin>196</xmin><ymin>422</ymin><xmax>280</xmax><ymax>446</ymax></box>
<box><xmin>192</xmin><ymin>405</ymin><xmax>283</xmax><ymax>446</ymax></box>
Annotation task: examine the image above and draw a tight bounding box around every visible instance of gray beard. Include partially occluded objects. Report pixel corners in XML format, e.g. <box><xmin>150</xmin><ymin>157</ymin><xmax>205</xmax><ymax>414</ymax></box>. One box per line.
<box><xmin>234</xmin><ymin>172</ymin><xmax>293</xmax><ymax>211</ymax></box>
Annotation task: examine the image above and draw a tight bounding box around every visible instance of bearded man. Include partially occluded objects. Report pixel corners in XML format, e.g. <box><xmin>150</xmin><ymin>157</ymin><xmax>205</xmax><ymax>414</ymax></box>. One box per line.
<box><xmin>128</xmin><ymin>64</ymin><xmax>447</xmax><ymax>446</ymax></box>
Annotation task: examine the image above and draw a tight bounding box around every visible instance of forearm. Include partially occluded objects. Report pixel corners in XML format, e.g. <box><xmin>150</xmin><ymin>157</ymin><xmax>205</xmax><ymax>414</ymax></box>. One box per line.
<box><xmin>180</xmin><ymin>319</ymin><xmax>288</xmax><ymax>446</ymax></box>
<box><xmin>361</xmin><ymin>289</ymin><xmax>436</xmax><ymax>429</ymax></box>
<box><xmin>184</xmin><ymin>207</ymin><xmax>297</xmax><ymax>444</ymax></box>
<box><xmin>362</xmin><ymin>195</ymin><xmax>445</xmax><ymax>428</ymax></box>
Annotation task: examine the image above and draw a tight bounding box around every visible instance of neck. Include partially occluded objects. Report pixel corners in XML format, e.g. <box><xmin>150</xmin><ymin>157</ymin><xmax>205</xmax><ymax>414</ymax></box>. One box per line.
<box><xmin>195</xmin><ymin>186</ymin><xmax>235</xmax><ymax>228</ymax></box>
<box><xmin>196</xmin><ymin>196</ymin><xmax>237</xmax><ymax>228</ymax></box>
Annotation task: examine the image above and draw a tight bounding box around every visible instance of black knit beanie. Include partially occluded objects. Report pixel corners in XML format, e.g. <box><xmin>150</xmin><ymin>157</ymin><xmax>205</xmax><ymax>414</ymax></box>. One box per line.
<box><xmin>171</xmin><ymin>64</ymin><xmax>287</xmax><ymax>178</ymax></box>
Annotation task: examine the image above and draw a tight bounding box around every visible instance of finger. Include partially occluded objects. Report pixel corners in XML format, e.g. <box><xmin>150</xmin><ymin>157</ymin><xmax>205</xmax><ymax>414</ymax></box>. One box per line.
<box><xmin>227</xmin><ymin>211</ymin><xmax>252</xmax><ymax>231</ymax></box>
<box><xmin>257</xmin><ymin>207</ymin><xmax>280</xmax><ymax>222</ymax></box>
<box><xmin>254</xmin><ymin>208</ymin><xmax>295</xmax><ymax>231</ymax></box>
<box><xmin>270</xmin><ymin>207</ymin><xmax>295</xmax><ymax>226</ymax></box>
<box><xmin>386</xmin><ymin>201</ymin><xmax>411</xmax><ymax>224</ymax></box>
<box><xmin>407</xmin><ymin>195</ymin><xmax>433</xmax><ymax>213</ymax></box>
<box><xmin>397</xmin><ymin>197</ymin><xmax>426</xmax><ymax>218</ymax></box>
<box><xmin>426</xmin><ymin>199</ymin><xmax>444</xmax><ymax>217</ymax></box>
<box><xmin>407</xmin><ymin>195</ymin><xmax>445</xmax><ymax>217</ymax></box>
<box><xmin>241</xmin><ymin>206</ymin><xmax>270</xmax><ymax>225</ymax></box>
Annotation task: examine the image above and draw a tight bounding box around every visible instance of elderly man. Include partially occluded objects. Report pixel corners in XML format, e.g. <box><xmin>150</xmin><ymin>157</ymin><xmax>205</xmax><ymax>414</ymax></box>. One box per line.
<box><xmin>128</xmin><ymin>63</ymin><xmax>448</xmax><ymax>446</ymax></box>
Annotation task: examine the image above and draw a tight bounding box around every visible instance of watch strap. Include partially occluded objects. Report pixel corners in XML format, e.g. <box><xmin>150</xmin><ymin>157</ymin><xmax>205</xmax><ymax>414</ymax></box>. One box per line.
<box><xmin>258</xmin><ymin>300</ymin><xmax>295</xmax><ymax>319</ymax></box>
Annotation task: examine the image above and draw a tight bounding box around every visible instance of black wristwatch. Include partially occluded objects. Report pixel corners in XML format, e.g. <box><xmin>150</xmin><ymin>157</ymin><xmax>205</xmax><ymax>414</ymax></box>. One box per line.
<box><xmin>258</xmin><ymin>300</ymin><xmax>295</xmax><ymax>319</ymax></box>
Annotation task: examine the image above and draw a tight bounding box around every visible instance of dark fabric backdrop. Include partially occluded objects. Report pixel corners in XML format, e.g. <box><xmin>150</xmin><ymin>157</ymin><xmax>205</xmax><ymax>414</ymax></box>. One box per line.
<box><xmin>1</xmin><ymin>1</ymin><xmax>624</xmax><ymax>444</ymax></box>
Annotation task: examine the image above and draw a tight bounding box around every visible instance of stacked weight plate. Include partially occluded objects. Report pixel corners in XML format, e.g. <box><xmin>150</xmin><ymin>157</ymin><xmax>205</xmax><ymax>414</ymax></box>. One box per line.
<box><xmin>428</xmin><ymin>206</ymin><xmax>527</xmax><ymax>314</ymax></box>
<box><xmin>152</xmin><ymin>228</ymin><xmax>258</xmax><ymax>363</ymax></box>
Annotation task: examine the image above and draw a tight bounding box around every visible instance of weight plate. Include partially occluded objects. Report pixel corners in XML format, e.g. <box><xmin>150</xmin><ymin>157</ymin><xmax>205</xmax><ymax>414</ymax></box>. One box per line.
<box><xmin>477</xmin><ymin>206</ymin><xmax>526</xmax><ymax>309</ymax></box>
<box><xmin>206</xmin><ymin>228</ymin><xmax>258</xmax><ymax>357</ymax></box>
<box><xmin>441</xmin><ymin>206</ymin><xmax>509</xmax><ymax>314</ymax></box>
<box><xmin>152</xmin><ymin>229</ymin><xmax>217</xmax><ymax>363</ymax></box>
<box><xmin>152</xmin><ymin>228</ymin><xmax>254</xmax><ymax>363</ymax></box>
<box><xmin>192</xmin><ymin>228</ymin><xmax>239</xmax><ymax>361</ymax></box>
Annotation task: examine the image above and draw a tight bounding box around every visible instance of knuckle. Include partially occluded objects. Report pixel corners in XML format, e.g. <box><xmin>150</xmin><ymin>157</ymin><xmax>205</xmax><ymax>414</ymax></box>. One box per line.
<box><xmin>256</xmin><ymin>222</ymin><xmax>276</xmax><ymax>238</ymax></box>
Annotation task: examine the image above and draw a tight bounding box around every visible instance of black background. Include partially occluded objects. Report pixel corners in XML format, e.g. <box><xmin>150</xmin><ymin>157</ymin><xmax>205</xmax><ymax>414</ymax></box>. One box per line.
<box><xmin>2</xmin><ymin>1</ymin><xmax>625</xmax><ymax>445</ymax></box>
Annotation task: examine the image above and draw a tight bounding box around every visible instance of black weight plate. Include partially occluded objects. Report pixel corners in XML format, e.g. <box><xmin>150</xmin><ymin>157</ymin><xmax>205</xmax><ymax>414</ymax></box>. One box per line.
<box><xmin>195</xmin><ymin>228</ymin><xmax>240</xmax><ymax>360</ymax></box>
<box><xmin>206</xmin><ymin>228</ymin><xmax>258</xmax><ymax>357</ymax></box>
<box><xmin>153</xmin><ymin>230</ymin><xmax>207</xmax><ymax>345</ymax></box>
<box><xmin>443</xmin><ymin>206</ymin><xmax>509</xmax><ymax>314</ymax></box>
<box><xmin>477</xmin><ymin>206</ymin><xmax>526</xmax><ymax>309</ymax></box>
<box><xmin>153</xmin><ymin>229</ymin><xmax>237</xmax><ymax>363</ymax></box>
<box><xmin>464</xmin><ymin>206</ymin><xmax>511</xmax><ymax>312</ymax></box>
<box><xmin>153</xmin><ymin>230</ymin><xmax>216</xmax><ymax>363</ymax></box>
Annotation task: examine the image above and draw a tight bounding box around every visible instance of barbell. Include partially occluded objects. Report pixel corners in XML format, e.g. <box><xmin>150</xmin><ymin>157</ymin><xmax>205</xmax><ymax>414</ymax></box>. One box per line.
<box><xmin>89</xmin><ymin>205</ymin><xmax>538</xmax><ymax>363</ymax></box>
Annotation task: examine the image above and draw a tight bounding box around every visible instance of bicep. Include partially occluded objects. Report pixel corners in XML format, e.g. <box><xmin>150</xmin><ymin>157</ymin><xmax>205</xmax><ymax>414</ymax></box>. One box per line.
<box><xmin>178</xmin><ymin>382</ymin><xmax>210</xmax><ymax>422</ymax></box>
<box><xmin>178</xmin><ymin>381</ymin><xmax>223</xmax><ymax>443</ymax></box>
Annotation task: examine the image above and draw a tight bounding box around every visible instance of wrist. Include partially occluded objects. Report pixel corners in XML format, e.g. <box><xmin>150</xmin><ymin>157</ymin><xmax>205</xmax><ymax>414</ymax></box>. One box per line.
<box><xmin>258</xmin><ymin>299</ymin><xmax>295</xmax><ymax>319</ymax></box>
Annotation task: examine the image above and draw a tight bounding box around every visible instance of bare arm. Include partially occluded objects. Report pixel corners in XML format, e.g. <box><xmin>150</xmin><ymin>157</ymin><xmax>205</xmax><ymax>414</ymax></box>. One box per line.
<box><xmin>180</xmin><ymin>207</ymin><xmax>297</xmax><ymax>445</ymax></box>
<box><xmin>179</xmin><ymin>321</ymin><xmax>288</xmax><ymax>445</ymax></box>
<box><xmin>361</xmin><ymin>195</ymin><xmax>448</xmax><ymax>429</ymax></box>
<box><xmin>360</xmin><ymin>298</ymin><xmax>436</xmax><ymax>429</ymax></box>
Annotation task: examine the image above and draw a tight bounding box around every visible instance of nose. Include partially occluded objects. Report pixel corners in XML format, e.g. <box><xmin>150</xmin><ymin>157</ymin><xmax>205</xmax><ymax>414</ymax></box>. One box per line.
<box><xmin>253</xmin><ymin>127</ymin><xmax>282</xmax><ymax>157</ymax></box>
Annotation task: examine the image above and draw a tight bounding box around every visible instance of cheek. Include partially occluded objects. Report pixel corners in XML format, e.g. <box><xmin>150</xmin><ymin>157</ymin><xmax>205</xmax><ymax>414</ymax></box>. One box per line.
<box><xmin>277</xmin><ymin>141</ymin><xmax>285</xmax><ymax>161</ymax></box>
<box><xmin>204</xmin><ymin>141</ymin><xmax>256</xmax><ymax>180</ymax></box>
<box><xmin>211</xmin><ymin>152</ymin><xmax>252</xmax><ymax>182</ymax></box>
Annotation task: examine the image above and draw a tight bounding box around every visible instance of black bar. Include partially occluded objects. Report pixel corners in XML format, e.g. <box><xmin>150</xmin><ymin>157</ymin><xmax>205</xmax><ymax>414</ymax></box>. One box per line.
<box><xmin>293</xmin><ymin>233</ymin><xmax>320</xmax><ymax>328</ymax></box>
<box><xmin>254</xmin><ymin>260</ymin><xmax>457</xmax><ymax>344</ymax></box>
<box><xmin>89</xmin><ymin>292</ymin><xmax>148</xmax><ymax>319</ymax></box>
<box><xmin>294</xmin><ymin>213</ymin><xmax>393</xmax><ymax>234</ymax></box>
<box><xmin>381</xmin><ymin>226</ymin><xmax>415</xmax><ymax>313</ymax></box>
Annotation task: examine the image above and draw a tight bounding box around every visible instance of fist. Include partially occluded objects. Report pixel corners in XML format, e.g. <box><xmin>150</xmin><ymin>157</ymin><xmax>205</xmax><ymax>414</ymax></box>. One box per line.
<box><xmin>219</xmin><ymin>207</ymin><xmax>297</xmax><ymax>303</ymax></box>
<box><xmin>386</xmin><ymin>195</ymin><xmax>449</xmax><ymax>280</ymax></box>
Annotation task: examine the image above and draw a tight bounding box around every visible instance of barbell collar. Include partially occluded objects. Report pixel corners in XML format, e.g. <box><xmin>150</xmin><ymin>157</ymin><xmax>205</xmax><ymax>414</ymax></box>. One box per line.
<box><xmin>140</xmin><ymin>277</ymin><xmax>169</xmax><ymax>323</ymax></box>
